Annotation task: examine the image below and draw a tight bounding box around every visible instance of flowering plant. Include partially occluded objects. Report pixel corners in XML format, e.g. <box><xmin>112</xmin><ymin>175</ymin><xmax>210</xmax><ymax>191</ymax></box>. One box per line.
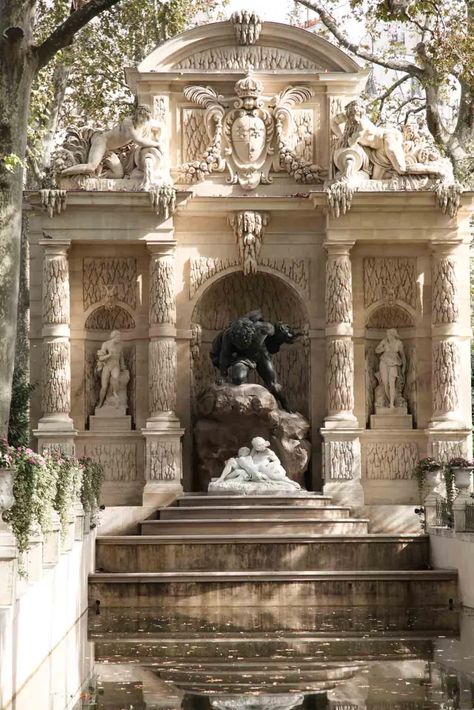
<box><xmin>0</xmin><ymin>438</ymin><xmax>14</xmax><ymax>468</ymax></box>
<box><xmin>447</xmin><ymin>457</ymin><xmax>473</xmax><ymax>469</ymax></box>
<box><xmin>79</xmin><ymin>457</ymin><xmax>104</xmax><ymax>525</ymax></box>
<box><xmin>415</xmin><ymin>457</ymin><xmax>442</xmax><ymax>472</ymax></box>
<box><xmin>3</xmin><ymin>447</ymin><xmax>57</xmax><ymax>559</ymax></box>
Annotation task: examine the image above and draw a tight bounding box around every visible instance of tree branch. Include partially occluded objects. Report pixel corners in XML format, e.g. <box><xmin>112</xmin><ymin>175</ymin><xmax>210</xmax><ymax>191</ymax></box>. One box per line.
<box><xmin>294</xmin><ymin>0</ymin><xmax>424</xmax><ymax>76</ymax></box>
<box><xmin>34</xmin><ymin>0</ymin><xmax>123</xmax><ymax>70</ymax></box>
<box><xmin>372</xmin><ymin>74</ymin><xmax>411</xmax><ymax>103</ymax></box>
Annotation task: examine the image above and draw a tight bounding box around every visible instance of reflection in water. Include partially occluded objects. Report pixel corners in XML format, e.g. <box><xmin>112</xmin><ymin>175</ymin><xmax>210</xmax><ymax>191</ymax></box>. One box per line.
<box><xmin>71</xmin><ymin>607</ymin><xmax>474</xmax><ymax>709</ymax></box>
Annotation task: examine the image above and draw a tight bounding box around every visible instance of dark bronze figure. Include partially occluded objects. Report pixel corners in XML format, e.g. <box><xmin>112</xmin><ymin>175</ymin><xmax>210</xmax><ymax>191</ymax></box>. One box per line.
<box><xmin>210</xmin><ymin>309</ymin><xmax>301</xmax><ymax>411</ymax></box>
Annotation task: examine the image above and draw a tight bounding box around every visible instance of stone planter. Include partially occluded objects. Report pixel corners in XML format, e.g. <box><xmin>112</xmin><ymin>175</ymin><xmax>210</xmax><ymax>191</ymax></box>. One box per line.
<box><xmin>424</xmin><ymin>468</ymin><xmax>442</xmax><ymax>494</ymax></box>
<box><xmin>43</xmin><ymin>510</ymin><xmax>61</xmax><ymax>567</ymax></box>
<box><xmin>453</xmin><ymin>467</ymin><xmax>473</xmax><ymax>493</ymax></box>
<box><xmin>0</xmin><ymin>468</ymin><xmax>15</xmax><ymax>533</ymax></box>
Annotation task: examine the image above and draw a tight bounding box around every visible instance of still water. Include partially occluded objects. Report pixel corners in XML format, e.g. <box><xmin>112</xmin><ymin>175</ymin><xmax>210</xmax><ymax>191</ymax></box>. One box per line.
<box><xmin>69</xmin><ymin>606</ymin><xmax>474</xmax><ymax>710</ymax></box>
<box><xmin>11</xmin><ymin>605</ymin><xmax>474</xmax><ymax>709</ymax></box>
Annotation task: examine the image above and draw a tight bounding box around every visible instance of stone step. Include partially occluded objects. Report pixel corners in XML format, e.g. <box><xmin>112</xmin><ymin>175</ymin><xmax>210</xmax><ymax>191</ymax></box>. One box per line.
<box><xmin>92</xmin><ymin>636</ymin><xmax>435</xmax><ymax>662</ymax></box>
<box><xmin>88</xmin><ymin>569</ymin><xmax>457</xmax><ymax>608</ymax></box>
<box><xmin>176</xmin><ymin>494</ymin><xmax>332</xmax><ymax>508</ymax></box>
<box><xmin>158</xmin><ymin>505</ymin><xmax>352</xmax><ymax>520</ymax></box>
<box><xmin>95</xmin><ymin>534</ymin><xmax>429</xmax><ymax>573</ymax></box>
<box><xmin>140</xmin><ymin>518</ymin><xmax>370</xmax><ymax>536</ymax></box>
<box><xmin>89</xmin><ymin>605</ymin><xmax>460</xmax><ymax>635</ymax></box>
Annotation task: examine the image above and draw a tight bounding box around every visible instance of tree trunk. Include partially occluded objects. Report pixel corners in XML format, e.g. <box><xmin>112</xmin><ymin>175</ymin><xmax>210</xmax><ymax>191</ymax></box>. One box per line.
<box><xmin>0</xmin><ymin>6</ymin><xmax>37</xmax><ymax>437</ymax></box>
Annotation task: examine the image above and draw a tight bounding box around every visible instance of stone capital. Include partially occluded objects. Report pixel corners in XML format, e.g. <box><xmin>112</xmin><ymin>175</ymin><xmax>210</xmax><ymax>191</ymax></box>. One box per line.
<box><xmin>430</xmin><ymin>240</ymin><xmax>462</xmax><ymax>258</ymax></box>
<box><xmin>39</xmin><ymin>239</ymin><xmax>71</xmax><ymax>256</ymax></box>
<box><xmin>323</xmin><ymin>241</ymin><xmax>355</xmax><ymax>257</ymax></box>
<box><xmin>146</xmin><ymin>239</ymin><xmax>176</xmax><ymax>257</ymax></box>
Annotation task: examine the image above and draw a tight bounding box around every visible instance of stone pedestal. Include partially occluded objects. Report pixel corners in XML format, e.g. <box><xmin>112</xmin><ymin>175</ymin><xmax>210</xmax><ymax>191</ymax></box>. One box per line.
<box><xmin>142</xmin><ymin>427</ymin><xmax>184</xmax><ymax>504</ymax></box>
<box><xmin>321</xmin><ymin>428</ymin><xmax>364</xmax><ymax>506</ymax></box>
<box><xmin>370</xmin><ymin>413</ymin><xmax>413</xmax><ymax>429</ymax></box>
<box><xmin>89</xmin><ymin>405</ymin><xmax>132</xmax><ymax>432</ymax></box>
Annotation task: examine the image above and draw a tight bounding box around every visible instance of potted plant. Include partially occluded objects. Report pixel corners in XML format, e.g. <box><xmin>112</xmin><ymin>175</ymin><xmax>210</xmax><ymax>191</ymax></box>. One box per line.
<box><xmin>413</xmin><ymin>457</ymin><xmax>442</xmax><ymax>496</ymax></box>
<box><xmin>447</xmin><ymin>456</ymin><xmax>474</xmax><ymax>491</ymax></box>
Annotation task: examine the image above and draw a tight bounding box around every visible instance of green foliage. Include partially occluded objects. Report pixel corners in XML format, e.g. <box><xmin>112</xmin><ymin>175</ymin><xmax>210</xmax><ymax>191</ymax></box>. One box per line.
<box><xmin>28</xmin><ymin>0</ymin><xmax>226</xmax><ymax>177</ymax></box>
<box><xmin>79</xmin><ymin>457</ymin><xmax>104</xmax><ymax>525</ymax></box>
<box><xmin>2</xmin><ymin>448</ymin><xmax>57</xmax><ymax>560</ymax></box>
<box><xmin>412</xmin><ymin>456</ymin><xmax>441</xmax><ymax>496</ymax></box>
<box><xmin>53</xmin><ymin>455</ymin><xmax>82</xmax><ymax>538</ymax></box>
<box><xmin>8</xmin><ymin>368</ymin><xmax>35</xmax><ymax>449</ymax></box>
<box><xmin>1</xmin><ymin>154</ymin><xmax>26</xmax><ymax>173</ymax></box>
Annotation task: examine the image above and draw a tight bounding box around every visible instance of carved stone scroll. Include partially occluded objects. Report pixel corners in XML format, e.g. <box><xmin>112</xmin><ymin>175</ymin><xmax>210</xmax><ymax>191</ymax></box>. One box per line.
<box><xmin>365</xmin><ymin>442</ymin><xmax>419</xmax><ymax>480</ymax></box>
<box><xmin>83</xmin><ymin>258</ymin><xmax>137</xmax><ymax>311</ymax></box>
<box><xmin>432</xmin><ymin>340</ymin><xmax>460</xmax><ymax>417</ymax></box>
<box><xmin>149</xmin><ymin>253</ymin><xmax>176</xmax><ymax>326</ymax></box>
<box><xmin>432</xmin><ymin>256</ymin><xmax>459</xmax><ymax>325</ymax></box>
<box><xmin>42</xmin><ymin>340</ymin><xmax>71</xmax><ymax>414</ymax></box>
<box><xmin>326</xmin><ymin>339</ymin><xmax>354</xmax><ymax>415</ymax></box>
<box><xmin>149</xmin><ymin>339</ymin><xmax>177</xmax><ymax>414</ymax></box>
<box><xmin>364</xmin><ymin>257</ymin><xmax>416</xmax><ymax>309</ymax></box>
<box><xmin>43</xmin><ymin>252</ymin><xmax>70</xmax><ymax>324</ymax></box>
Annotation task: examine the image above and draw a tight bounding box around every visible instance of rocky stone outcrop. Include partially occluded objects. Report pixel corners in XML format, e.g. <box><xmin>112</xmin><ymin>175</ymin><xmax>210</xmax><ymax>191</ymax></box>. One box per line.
<box><xmin>194</xmin><ymin>383</ymin><xmax>311</xmax><ymax>489</ymax></box>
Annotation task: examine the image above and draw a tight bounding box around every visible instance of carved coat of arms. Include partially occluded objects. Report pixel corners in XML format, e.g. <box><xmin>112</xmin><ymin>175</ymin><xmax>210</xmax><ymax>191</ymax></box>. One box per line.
<box><xmin>179</xmin><ymin>68</ymin><xmax>326</xmax><ymax>190</ymax></box>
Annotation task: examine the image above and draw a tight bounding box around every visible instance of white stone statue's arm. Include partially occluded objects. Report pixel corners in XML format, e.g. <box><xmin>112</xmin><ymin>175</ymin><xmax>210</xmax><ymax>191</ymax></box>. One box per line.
<box><xmin>128</xmin><ymin>120</ymin><xmax>161</xmax><ymax>149</ymax></box>
<box><xmin>330</xmin><ymin>112</ymin><xmax>346</xmax><ymax>138</ymax></box>
<box><xmin>97</xmin><ymin>344</ymin><xmax>110</xmax><ymax>361</ymax></box>
<box><xmin>400</xmin><ymin>342</ymin><xmax>407</xmax><ymax>373</ymax></box>
<box><xmin>375</xmin><ymin>340</ymin><xmax>386</xmax><ymax>354</ymax></box>
<box><xmin>221</xmin><ymin>458</ymin><xmax>237</xmax><ymax>479</ymax></box>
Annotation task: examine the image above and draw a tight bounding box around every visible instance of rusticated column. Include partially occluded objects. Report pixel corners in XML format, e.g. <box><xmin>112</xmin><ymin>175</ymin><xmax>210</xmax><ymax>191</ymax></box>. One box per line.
<box><xmin>430</xmin><ymin>242</ymin><xmax>463</xmax><ymax>427</ymax></box>
<box><xmin>324</xmin><ymin>242</ymin><xmax>357</xmax><ymax>424</ymax></box>
<box><xmin>142</xmin><ymin>240</ymin><xmax>183</xmax><ymax>503</ymax></box>
<box><xmin>321</xmin><ymin>241</ymin><xmax>362</xmax><ymax>506</ymax></box>
<box><xmin>148</xmin><ymin>243</ymin><xmax>177</xmax><ymax>419</ymax></box>
<box><xmin>34</xmin><ymin>240</ymin><xmax>76</xmax><ymax>455</ymax></box>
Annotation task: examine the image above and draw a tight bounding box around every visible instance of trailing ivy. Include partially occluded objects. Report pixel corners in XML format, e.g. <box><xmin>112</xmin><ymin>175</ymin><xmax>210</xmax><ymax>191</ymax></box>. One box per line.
<box><xmin>8</xmin><ymin>368</ymin><xmax>36</xmax><ymax>449</ymax></box>
<box><xmin>79</xmin><ymin>457</ymin><xmax>104</xmax><ymax>527</ymax></box>
<box><xmin>53</xmin><ymin>455</ymin><xmax>82</xmax><ymax>539</ymax></box>
<box><xmin>2</xmin><ymin>448</ymin><xmax>57</xmax><ymax>558</ymax></box>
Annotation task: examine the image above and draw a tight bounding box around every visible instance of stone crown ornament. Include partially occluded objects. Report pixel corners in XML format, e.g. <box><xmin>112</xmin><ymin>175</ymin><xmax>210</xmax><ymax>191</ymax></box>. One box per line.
<box><xmin>234</xmin><ymin>69</ymin><xmax>263</xmax><ymax>100</ymax></box>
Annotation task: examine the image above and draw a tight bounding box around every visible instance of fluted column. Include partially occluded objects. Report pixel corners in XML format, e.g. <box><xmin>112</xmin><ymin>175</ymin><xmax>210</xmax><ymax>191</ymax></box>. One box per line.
<box><xmin>321</xmin><ymin>241</ymin><xmax>362</xmax><ymax>506</ymax></box>
<box><xmin>142</xmin><ymin>240</ymin><xmax>183</xmax><ymax>503</ymax></box>
<box><xmin>34</xmin><ymin>240</ymin><xmax>76</xmax><ymax>455</ymax></box>
<box><xmin>324</xmin><ymin>242</ymin><xmax>357</xmax><ymax>425</ymax></box>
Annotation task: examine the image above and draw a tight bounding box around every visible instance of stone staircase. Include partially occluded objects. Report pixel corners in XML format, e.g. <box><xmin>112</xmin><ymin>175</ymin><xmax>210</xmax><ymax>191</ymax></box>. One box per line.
<box><xmin>89</xmin><ymin>493</ymin><xmax>458</xmax><ymax>608</ymax></box>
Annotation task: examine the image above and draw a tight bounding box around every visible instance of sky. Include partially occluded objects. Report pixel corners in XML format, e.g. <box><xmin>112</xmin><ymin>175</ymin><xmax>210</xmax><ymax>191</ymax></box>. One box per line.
<box><xmin>224</xmin><ymin>0</ymin><xmax>296</xmax><ymax>22</ymax></box>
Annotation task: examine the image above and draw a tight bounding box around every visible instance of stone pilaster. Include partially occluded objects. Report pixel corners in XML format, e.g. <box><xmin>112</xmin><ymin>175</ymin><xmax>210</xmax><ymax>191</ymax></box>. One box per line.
<box><xmin>428</xmin><ymin>241</ymin><xmax>471</xmax><ymax>465</ymax></box>
<box><xmin>429</xmin><ymin>242</ymin><xmax>463</xmax><ymax>428</ymax></box>
<box><xmin>34</xmin><ymin>240</ymin><xmax>76</xmax><ymax>455</ymax></box>
<box><xmin>321</xmin><ymin>242</ymin><xmax>362</xmax><ymax>505</ymax></box>
<box><xmin>142</xmin><ymin>240</ymin><xmax>183</xmax><ymax>503</ymax></box>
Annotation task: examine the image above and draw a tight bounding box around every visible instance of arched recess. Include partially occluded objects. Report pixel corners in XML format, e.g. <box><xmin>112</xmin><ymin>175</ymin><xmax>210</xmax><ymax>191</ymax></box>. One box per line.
<box><xmin>190</xmin><ymin>270</ymin><xmax>310</xmax><ymax>417</ymax></box>
<box><xmin>83</xmin><ymin>304</ymin><xmax>136</xmax><ymax>428</ymax></box>
<box><xmin>364</xmin><ymin>303</ymin><xmax>417</xmax><ymax>427</ymax></box>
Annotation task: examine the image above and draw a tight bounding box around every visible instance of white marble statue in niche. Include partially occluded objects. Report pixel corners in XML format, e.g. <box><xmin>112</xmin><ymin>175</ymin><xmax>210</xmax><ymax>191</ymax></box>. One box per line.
<box><xmin>96</xmin><ymin>330</ymin><xmax>130</xmax><ymax>414</ymax></box>
<box><xmin>209</xmin><ymin>436</ymin><xmax>303</xmax><ymax>495</ymax></box>
<box><xmin>375</xmin><ymin>328</ymin><xmax>407</xmax><ymax>413</ymax></box>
